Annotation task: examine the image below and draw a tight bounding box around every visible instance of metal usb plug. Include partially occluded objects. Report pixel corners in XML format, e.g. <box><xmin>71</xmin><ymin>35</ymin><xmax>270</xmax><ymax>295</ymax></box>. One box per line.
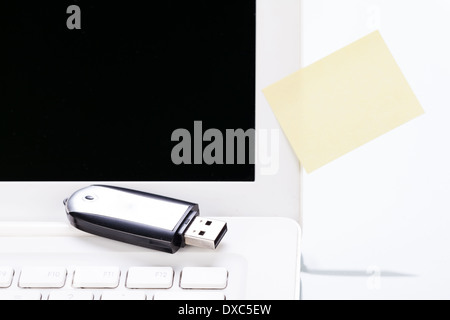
<box><xmin>184</xmin><ymin>217</ymin><xmax>228</xmax><ymax>250</ymax></box>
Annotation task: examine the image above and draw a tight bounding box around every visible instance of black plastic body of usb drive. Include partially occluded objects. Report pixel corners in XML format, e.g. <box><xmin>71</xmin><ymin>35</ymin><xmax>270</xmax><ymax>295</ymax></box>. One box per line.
<box><xmin>64</xmin><ymin>185</ymin><xmax>227</xmax><ymax>254</ymax></box>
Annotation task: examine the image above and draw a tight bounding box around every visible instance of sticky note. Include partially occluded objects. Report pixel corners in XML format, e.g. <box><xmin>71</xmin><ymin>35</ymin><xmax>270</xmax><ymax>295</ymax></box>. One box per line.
<box><xmin>263</xmin><ymin>31</ymin><xmax>424</xmax><ymax>173</ymax></box>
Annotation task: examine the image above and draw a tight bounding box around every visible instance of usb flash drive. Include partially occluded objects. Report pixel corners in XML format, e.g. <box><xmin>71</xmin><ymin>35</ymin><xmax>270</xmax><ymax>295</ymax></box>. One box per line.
<box><xmin>64</xmin><ymin>185</ymin><xmax>227</xmax><ymax>254</ymax></box>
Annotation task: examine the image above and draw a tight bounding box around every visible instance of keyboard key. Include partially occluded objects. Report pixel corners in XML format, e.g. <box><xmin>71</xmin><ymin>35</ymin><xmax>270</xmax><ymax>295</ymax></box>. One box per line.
<box><xmin>0</xmin><ymin>291</ymin><xmax>42</xmax><ymax>300</ymax></box>
<box><xmin>19</xmin><ymin>267</ymin><xmax>67</xmax><ymax>288</ymax></box>
<box><xmin>180</xmin><ymin>267</ymin><xmax>228</xmax><ymax>289</ymax></box>
<box><xmin>73</xmin><ymin>267</ymin><xmax>120</xmax><ymax>288</ymax></box>
<box><xmin>48</xmin><ymin>291</ymin><xmax>94</xmax><ymax>300</ymax></box>
<box><xmin>126</xmin><ymin>267</ymin><xmax>174</xmax><ymax>289</ymax></box>
<box><xmin>101</xmin><ymin>292</ymin><xmax>147</xmax><ymax>300</ymax></box>
<box><xmin>154</xmin><ymin>292</ymin><xmax>225</xmax><ymax>300</ymax></box>
<box><xmin>0</xmin><ymin>267</ymin><xmax>14</xmax><ymax>288</ymax></box>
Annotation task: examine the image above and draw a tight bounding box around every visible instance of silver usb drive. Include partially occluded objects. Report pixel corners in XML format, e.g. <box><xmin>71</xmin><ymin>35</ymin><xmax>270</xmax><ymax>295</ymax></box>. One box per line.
<box><xmin>64</xmin><ymin>185</ymin><xmax>227</xmax><ymax>254</ymax></box>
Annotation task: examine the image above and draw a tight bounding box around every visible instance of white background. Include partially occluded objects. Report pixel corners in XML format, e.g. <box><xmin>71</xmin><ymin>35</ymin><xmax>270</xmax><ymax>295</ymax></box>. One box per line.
<box><xmin>300</xmin><ymin>0</ymin><xmax>450</xmax><ymax>299</ymax></box>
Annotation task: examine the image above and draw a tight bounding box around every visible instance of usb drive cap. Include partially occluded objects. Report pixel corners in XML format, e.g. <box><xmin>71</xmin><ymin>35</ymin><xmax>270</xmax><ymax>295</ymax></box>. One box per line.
<box><xmin>184</xmin><ymin>217</ymin><xmax>228</xmax><ymax>250</ymax></box>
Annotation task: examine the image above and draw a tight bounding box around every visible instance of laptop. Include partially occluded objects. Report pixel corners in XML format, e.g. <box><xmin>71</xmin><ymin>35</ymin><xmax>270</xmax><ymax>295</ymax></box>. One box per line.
<box><xmin>0</xmin><ymin>1</ymin><xmax>302</xmax><ymax>300</ymax></box>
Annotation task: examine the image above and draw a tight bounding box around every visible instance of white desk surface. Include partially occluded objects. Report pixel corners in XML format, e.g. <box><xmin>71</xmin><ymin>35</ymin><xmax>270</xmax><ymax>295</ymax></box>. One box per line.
<box><xmin>299</xmin><ymin>0</ymin><xmax>450</xmax><ymax>299</ymax></box>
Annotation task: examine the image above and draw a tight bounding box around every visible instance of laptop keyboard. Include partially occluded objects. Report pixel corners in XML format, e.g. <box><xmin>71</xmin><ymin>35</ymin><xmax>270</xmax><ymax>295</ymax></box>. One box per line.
<box><xmin>0</xmin><ymin>218</ymin><xmax>301</xmax><ymax>300</ymax></box>
<box><xmin>0</xmin><ymin>266</ymin><xmax>229</xmax><ymax>300</ymax></box>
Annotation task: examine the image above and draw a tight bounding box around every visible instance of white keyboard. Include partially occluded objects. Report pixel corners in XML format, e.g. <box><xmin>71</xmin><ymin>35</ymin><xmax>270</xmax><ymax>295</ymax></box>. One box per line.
<box><xmin>0</xmin><ymin>218</ymin><xmax>301</xmax><ymax>300</ymax></box>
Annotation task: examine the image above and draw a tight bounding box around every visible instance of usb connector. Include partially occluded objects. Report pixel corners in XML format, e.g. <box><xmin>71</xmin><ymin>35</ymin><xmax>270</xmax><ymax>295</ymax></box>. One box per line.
<box><xmin>184</xmin><ymin>217</ymin><xmax>228</xmax><ymax>250</ymax></box>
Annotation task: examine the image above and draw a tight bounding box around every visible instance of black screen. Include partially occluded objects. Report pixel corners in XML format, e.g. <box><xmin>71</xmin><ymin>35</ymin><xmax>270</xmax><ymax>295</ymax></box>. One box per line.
<box><xmin>0</xmin><ymin>1</ymin><xmax>256</xmax><ymax>181</ymax></box>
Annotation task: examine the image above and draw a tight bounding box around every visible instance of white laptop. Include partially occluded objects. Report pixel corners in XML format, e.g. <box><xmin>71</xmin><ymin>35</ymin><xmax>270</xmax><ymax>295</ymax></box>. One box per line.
<box><xmin>0</xmin><ymin>1</ymin><xmax>302</xmax><ymax>300</ymax></box>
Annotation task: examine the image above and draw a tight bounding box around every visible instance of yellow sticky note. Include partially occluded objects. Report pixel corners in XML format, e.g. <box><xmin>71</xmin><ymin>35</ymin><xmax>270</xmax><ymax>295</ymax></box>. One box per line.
<box><xmin>263</xmin><ymin>31</ymin><xmax>424</xmax><ymax>173</ymax></box>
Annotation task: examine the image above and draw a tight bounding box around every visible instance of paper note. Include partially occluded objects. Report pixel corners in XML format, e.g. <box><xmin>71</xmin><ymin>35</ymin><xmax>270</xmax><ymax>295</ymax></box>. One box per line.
<box><xmin>263</xmin><ymin>31</ymin><xmax>424</xmax><ymax>173</ymax></box>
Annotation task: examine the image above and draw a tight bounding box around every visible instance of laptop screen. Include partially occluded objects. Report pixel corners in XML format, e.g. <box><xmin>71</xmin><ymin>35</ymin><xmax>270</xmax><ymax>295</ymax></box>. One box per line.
<box><xmin>1</xmin><ymin>1</ymin><xmax>256</xmax><ymax>182</ymax></box>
